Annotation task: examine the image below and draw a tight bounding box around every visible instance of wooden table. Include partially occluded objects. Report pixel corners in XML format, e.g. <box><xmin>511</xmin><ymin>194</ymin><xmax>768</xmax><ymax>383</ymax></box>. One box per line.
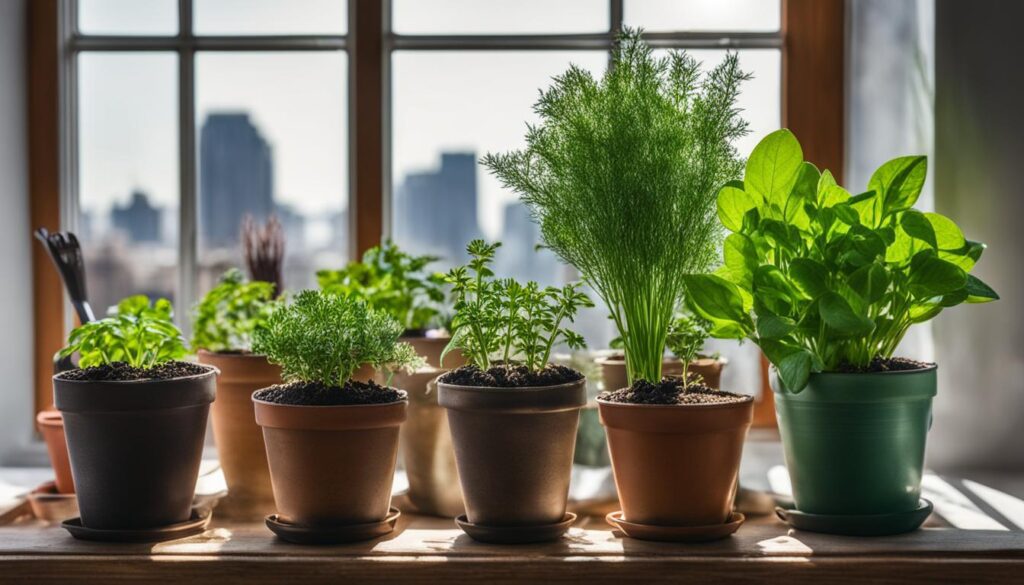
<box><xmin>0</xmin><ymin>510</ymin><xmax>1021</xmax><ymax>584</ymax></box>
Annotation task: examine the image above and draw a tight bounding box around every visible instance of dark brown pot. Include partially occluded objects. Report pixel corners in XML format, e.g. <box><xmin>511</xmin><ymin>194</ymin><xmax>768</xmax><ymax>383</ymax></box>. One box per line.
<box><xmin>437</xmin><ymin>378</ymin><xmax>586</xmax><ymax>526</ymax></box>
<box><xmin>402</xmin><ymin>334</ymin><xmax>466</xmax><ymax>370</ymax></box>
<box><xmin>688</xmin><ymin>356</ymin><xmax>728</xmax><ymax>390</ymax></box>
<box><xmin>598</xmin><ymin>397</ymin><xmax>753</xmax><ymax>526</ymax></box>
<box><xmin>53</xmin><ymin>366</ymin><xmax>216</xmax><ymax>529</ymax></box>
<box><xmin>253</xmin><ymin>395</ymin><xmax>407</xmax><ymax>526</ymax></box>
<box><xmin>36</xmin><ymin>410</ymin><xmax>74</xmax><ymax>494</ymax></box>
<box><xmin>597</xmin><ymin>355</ymin><xmax>683</xmax><ymax>392</ymax></box>
<box><xmin>198</xmin><ymin>351</ymin><xmax>282</xmax><ymax>517</ymax></box>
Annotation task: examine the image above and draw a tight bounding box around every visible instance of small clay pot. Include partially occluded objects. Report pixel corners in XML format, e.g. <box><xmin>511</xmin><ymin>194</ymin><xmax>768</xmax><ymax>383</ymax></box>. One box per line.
<box><xmin>438</xmin><ymin>378</ymin><xmax>586</xmax><ymax>526</ymax></box>
<box><xmin>400</xmin><ymin>369</ymin><xmax>464</xmax><ymax>517</ymax></box>
<box><xmin>254</xmin><ymin>394</ymin><xmax>407</xmax><ymax>527</ymax></box>
<box><xmin>401</xmin><ymin>334</ymin><xmax>466</xmax><ymax>370</ymax></box>
<box><xmin>53</xmin><ymin>366</ymin><xmax>217</xmax><ymax>530</ymax></box>
<box><xmin>36</xmin><ymin>410</ymin><xmax>74</xmax><ymax>494</ymax></box>
<box><xmin>688</xmin><ymin>356</ymin><xmax>728</xmax><ymax>389</ymax></box>
<box><xmin>598</xmin><ymin>396</ymin><xmax>753</xmax><ymax>527</ymax></box>
<box><xmin>597</xmin><ymin>355</ymin><xmax>683</xmax><ymax>392</ymax></box>
<box><xmin>198</xmin><ymin>351</ymin><xmax>282</xmax><ymax>517</ymax></box>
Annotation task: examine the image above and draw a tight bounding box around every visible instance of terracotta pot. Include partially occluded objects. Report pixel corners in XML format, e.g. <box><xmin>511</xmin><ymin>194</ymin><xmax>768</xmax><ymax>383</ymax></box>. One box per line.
<box><xmin>53</xmin><ymin>366</ymin><xmax>217</xmax><ymax>529</ymax></box>
<box><xmin>254</xmin><ymin>394</ymin><xmax>407</xmax><ymax>526</ymax></box>
<box><xmin>402</xmin><ymin>334</ymin><xmax>466</xmax><ymax>370</ymax></box>
<box><xmin>198</xmin><ymin>351</ymin><xmax>282</xmax><ymax>517</ymax></box>
<box><xmin>598</xmin><ymin>396</ymin><xmax>753</xmax><ymax>526</ymax></box>
<box><xmin>597</xmin><ymin>355</ymin><xmax>683</xmax><ymax>392</ymax></box>
<box><xmin>438</xmin><ymin>378</ymin><xmax>586</xmax><ymax>526</ymax></box>
<box><xmin>398</xmin><ymin>369</ymin><xmax>464</xmax><ymax>517</ymax></box>
<box><xmin>36</xmin><ymin>410</ymin><xmax>74</xmax><ymax>494</ymax></box>
<box><xmin>688</xmin><ymin>356</ymin><xmax>728</xmax><ymax>389</ymax></box>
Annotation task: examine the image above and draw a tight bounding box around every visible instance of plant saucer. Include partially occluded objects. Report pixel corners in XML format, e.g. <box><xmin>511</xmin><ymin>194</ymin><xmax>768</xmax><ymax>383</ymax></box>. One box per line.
<box><xmin>266</xmin><ymin>507</ymin><xmax>401</xmax><ymax>545</ymax></box>
<box><xmin>28</xmin><ymin>481</ymin><xmax>79</xmax><ymax>523</ymax></box>
<box><xmin>605</xmin><ymin>511</ymin><xmax>744</xmax><ymax>542</ymax></box>
<box><xmin>774</xmin><ymin>499</ymin><xmax>933</xmax><ymax>536</ymax></box>
<box><xmin>455</xmin><ymin>512</ymin><xmax>577</xmax><ymax>544</ymax></box>
<box><xmin>62</xmin><ymin>507</ymin><xmax>211</xmax><ymax>543</ymax></box>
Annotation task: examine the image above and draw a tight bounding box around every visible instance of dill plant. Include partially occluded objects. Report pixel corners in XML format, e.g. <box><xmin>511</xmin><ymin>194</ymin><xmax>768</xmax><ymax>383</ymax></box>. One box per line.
<box><xmin>483</xmin><ymin>29</ymin><xmax>749</xmax><ymax>385</ymax></box>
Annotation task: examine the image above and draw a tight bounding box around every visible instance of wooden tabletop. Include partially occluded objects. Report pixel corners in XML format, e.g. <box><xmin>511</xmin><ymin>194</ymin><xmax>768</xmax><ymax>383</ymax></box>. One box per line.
<box><xmin>0</xmin><ymin>510</ymin><xmax>1021</xmax><ymax>584</ymax></box>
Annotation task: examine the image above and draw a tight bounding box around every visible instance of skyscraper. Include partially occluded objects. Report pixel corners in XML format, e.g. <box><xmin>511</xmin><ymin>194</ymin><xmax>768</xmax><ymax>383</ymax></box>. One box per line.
<box><xmin>199</xmin><ymin>113</ymin><xmax>274</xmax><ymax>248</ymax></box>
<box><xmin>393</xmin><ymin>152</ymin><xmax>480</xmax><ymax>268</ymax></box>
<box><xmin>110</xmin><ymin>190</ymin><xmax>162</xmax><ymax>243</ymax></box>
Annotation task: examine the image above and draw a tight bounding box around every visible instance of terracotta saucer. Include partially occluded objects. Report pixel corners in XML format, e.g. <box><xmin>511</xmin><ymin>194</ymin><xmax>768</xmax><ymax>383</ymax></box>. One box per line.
<box><xmin>266</xmin><ymin>507</ymin><xmax>401</xmax><ymax>544</ymax></box>
<box><xmin>27</xmin><ymin>481</ymin><xmax>79</xmax><ymax>523</ymax></box>
<box><xmin>775</xmin><ymin>499</ymin><xmax>933</xmax><ymax>536</ymax></box>
<box><xmin>62</xmin><ymin>507</ymin><xmax>211</xmax><ymax>543</ymax></box>
<box><xmin>605</xmin><ymin>511</ymin><xmax>745</xmax><ymax>542</ymax></box>
<box><xmin>455</xmin><ymin>512</ymin><xmax>577</xmax><ymax>544</ymax></box>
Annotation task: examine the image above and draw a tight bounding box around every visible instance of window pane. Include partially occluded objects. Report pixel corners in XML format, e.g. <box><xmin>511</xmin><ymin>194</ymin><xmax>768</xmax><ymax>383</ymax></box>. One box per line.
<box><xmin>78</xmin><ymin>0</ymin><xmax>178</xmax><ymax>35</ymax></box>
<box><xmin>391</xmin><ymin>51</ymin><xmax>611</xmax><ymax>346</ymax></box>
<box><xmin>195</xmin><ymin>52</ymin><xmax>348</xmax><ymax>296</ymax></box>
<box><xmin>194</xmin><ymin>0</ymin><xmax>347</xmax><ymax>35</ymax></box>
<box><xmin>625</xmin><ymin>0</ymin><xmax>781</xmax><ymax>32</ymax></box>
<box><xmin>392</xmin><ymin>0</ymin><xmax>608</xmax><ymax>34</ymax></box>
<box><xmin>78</xmin><ymin>53</ymin><xmax>178</xmax><ymax>316</ymax></box>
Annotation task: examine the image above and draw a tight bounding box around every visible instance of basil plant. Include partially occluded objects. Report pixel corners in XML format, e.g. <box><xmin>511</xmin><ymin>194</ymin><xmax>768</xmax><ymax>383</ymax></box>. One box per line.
<box><xmin>684</xmin><ymin>129</ymin><xmax>998</xmax><ymax>392</ymax></box>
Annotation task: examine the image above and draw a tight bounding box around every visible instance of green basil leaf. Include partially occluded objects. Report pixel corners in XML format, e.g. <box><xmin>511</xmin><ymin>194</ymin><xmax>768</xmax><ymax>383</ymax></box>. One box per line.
<box><xmin>789</xmin><ymin>258</ymin><xmax>831</xmax><ymax>299</ymax></box>
<box><xmin>925</xmin><ymin>212</ymin><xmax>966</xmax><ymax>250</ymax></box>
<box><xmin>756</xmin><ymin>313</ymin><xmax>796</xmax><ymax>339</ymax></box>
<box><xmin>847</xmin><ymin>262</ymin><xmax>890</xmax><ymax>304</ymax></box>
<box><xmin>717</xmin><ymin>185</ymin><xmax>758</xmax><ymax>232</ymax></box>
<box><xmin>682</xmin><ymin>274</ymin><xmax>753</xmax><ymax>337</ymax></box>
<box><xmin>965</xmin><ymin>274</ymin><xmax>999</xmax><ymax>303</ymax></box>
<box><xmin>746</xmin><ymin>129</ymin><xmax>804</xmax><ymax>208</ymax></box>
<box><xmin>833</xmin><ymin>203</ymin><xmax>860</xmax><ymax>226</ymax></box>
<box><xmin>724</xmin><ymin>233</ymin><xmax>758</xmax><ymax>289</ymax></box>
<box><xmin>819</xmin><ymin>291</ymin><xmax>875</xmax><ymax>336</ymax></box>
<box><xmin>908</xmin><ymin>253</ymin><xmax>968</xmax><ymax>298</ymax></box>
<box><xmin>777</xmin><ymin>350</ymin><xmax>813</xmax><ymax>393</ymax></box>
<box><xmin>900</xmin><ymin>209</ymin><xmax>938</xmax><ymax>249</ymax></box>
<box><xmin>868</xmin><ymin>155</ymin><xmax>928</xmax><ymax>218</ymax></box>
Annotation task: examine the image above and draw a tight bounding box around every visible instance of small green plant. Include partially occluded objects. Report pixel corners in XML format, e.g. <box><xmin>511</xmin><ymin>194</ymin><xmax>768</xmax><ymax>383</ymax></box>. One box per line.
<box><xmin>192</xmin><ymin>269</ymin><xmax>277</xmax><ymax>353</ymax></box>
<box><xmin>483</xmin><ymin>29</ymin><xmax>748</xmax><ymax>386</ymax></box>
<box><xmin>253</xmin><ymin>289</ymin><xmax>425</xmax><ymax>388</ymax></box>
<box><xmin>317</xmin><ymin>239</ymin><xmax>447</xmax><ymax>332</ymax></box>
<box><xmin>443</xmin><ymin>240</ymin><xmax>593</xmax><ymax>371</ymax></box>
<box><xmin>684</xmin><ymin>129</ymin><xmax>998</xmax><ymax>392</ymax></box>
<box><xmin>61</xmin><ymin>295</ymin><xmax>187</xmax><ymax>369</ymax></box>
<box><xmin>665</xmin><ymin>313</ymin><xmax>712</xmax><ymax>382</ymax></box>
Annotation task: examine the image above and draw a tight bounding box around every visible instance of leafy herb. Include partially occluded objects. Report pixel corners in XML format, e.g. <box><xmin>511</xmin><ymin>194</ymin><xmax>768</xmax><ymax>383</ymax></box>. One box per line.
<box><xmin>192</xmin><ymin>269</ymin><xmax>278</xmax><ymax>353</ymax></box>
<box><xmin>252</xmin><ymin>289</ymin><xmax>425</xmax><ymax>389</ymax></box>
<box><xmin>684</xmin><ymin>129</ymin><xmax>998</xmax><ymax>392</ymax></box>
<box><xmin>483</xmin><ymin>29</ymin><xmax>748</xmax><ymax>386</ymax></box>
<box><xmin>665</xmin><ymin>313</ymin><xmax>712</xmax><ymax>382</ymax></box>
<box><xmin>60</xmin><ymin>295</ymin><xmax>187</xmax><ymax>369</ymax></box>
<box><xmin>443</xmin><ymin>240</ymin><xmax>593</xmax><ymax>372</ymax></box>
<box><xmin>317</xmin><ymin>239</ymin><xmax>447</xmax><ymax>332</ymax></box>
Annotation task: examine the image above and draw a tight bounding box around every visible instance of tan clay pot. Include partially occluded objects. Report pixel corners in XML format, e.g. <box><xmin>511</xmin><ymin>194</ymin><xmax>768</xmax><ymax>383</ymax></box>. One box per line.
<box><xmin>36</xmin><ymin>410</ymin><xmax>74</xmax><ymax>494</ymax></box>
<box><xmin>398</xmin><ymin>368</ymin><xmax>464</xmax><ymax>517</ymax></box>
<box><xmin>597</xmin><ymin>355</ymin><xmax>683</xmax><ymax>392</ymax></box>
<box><xmin>402</xmin><ymin>334</ymin><xmax>466</xmax><ymax>370</ymax></box>
<box><xmin>598</xmin><ymin>396</ymin><xmax>753</xmax><ymax>526</ymax></box>
<box><xmin>254</xmin><ymin>395</ymin><xmax>407</xmax><ymax>526</ymax></box>
<box><xmin>198</xmin><ymin>351</ymin><xmax>282</xmax><ymax>517</ymax></box>
<box><xmin>438</xmin><ymin>378</ymin><xmax>586</xmax><ymax>526</ymax></box>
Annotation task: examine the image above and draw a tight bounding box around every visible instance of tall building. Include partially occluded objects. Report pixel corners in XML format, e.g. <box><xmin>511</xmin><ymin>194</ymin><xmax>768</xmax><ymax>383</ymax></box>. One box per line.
<box><xmin>393</xmin><ymin>152</ymin><xmax>480</xmax><ymax>269</ymax></box>
<box><xmin>110</xmin><ymin>190</ymin><xmax>162</xmax><ymax>243</ymax></box>
<box><xmin>199</xmin><ymin>113</ymin><xmax>274</xmax><ymax>248</ymax></box>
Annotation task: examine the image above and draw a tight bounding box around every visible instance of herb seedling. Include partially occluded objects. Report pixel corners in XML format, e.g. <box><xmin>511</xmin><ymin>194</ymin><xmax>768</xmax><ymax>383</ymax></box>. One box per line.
<box><xmin>253</xmin><ymin>289</ymin><xmax>425</xmax><ymax>389</ymax></box>
<box><xmin>665</xmin><ymin>313</ymin><xmax>712</xmax><ymax>384</ymax></box>
<box><xmin>317</xmin><ymin>239</ymin><xmax>447</xmax><ymax>332</ymax></box>
<box><xmin>192</xmin><ymin>268</ymin><xmax>278</xmax><ymax>353</ymax></box>
<box><xmin>61</xmin><ymin>295</ymin><xmax>187</xmax><ymax>369</ymax></box>
<box><xmin>443</xmin><ymin>240</ymin><xmax>593</xmax><ymax>371</ymax></box>
<box><xmin>684</xmin><ymin>129</ymin><xmax>998</xmax><ymax>392</ymax></box>
<box><xmin>483</xmin><ymin>29</ymin><xmax>748</xmax><ymax>386</ymax></box>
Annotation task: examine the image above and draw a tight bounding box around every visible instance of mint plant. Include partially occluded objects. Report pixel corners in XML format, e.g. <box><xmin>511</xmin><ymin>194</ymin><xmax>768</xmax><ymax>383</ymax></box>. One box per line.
<box><xmin>684</xmin><ymin>129</ymin><xmax>998</xmax><ymax>392</ymax></box>
<box><xmin>253</xmin><ymin>289</ymin><xmax>425</xmax><ymax>389</ymax></box>
<box><xmin>61</xmin><ymin>295</ymin><xmax>187</xmax><ymax>369</ymax></box>
<box><xmin>483</xmin><ymin>29</ymin><xmax>747</xmax><ymax>386</ymax></box>
<box><xmin>192</xmin><ymin>269</ymin><xmax>278</xmax><ymax>353</ymax></box>
<box><xmin>317</xmin><ymin>239</ymin><xmax>447</xmax><ymax>332</ymax></box>
<box><xmin>443</xmin><ymin>240</ymin><xmax>593</xmax><ymax>372</ymax></box>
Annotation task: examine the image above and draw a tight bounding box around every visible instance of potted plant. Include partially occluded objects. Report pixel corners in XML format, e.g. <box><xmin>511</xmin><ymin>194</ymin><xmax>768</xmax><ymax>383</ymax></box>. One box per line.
<box><xmin>685</xmin><ymin>129</ymin><xmax>998</xmax><ymax>535</ymax></box>
<box><xmin>54</xmin><ymin>296</ymin><xmax>216</xmax><ymax>538</ymax></box>
<box><xmin>318</xmin><ymin>239</ymin><xmax>461</xmax><ymax>368</ymax></box>
<box><xmin>251</xmin><ymin>290</ymin><xmax>423</xmax><ymax>543</ymax></box>
<box><xmin>484</xmin><ymin>29</ymin><xmax>754</xmax><ymax>542</ymax></box>
<box><xmin>193</xmin><ymin>268</ymin><xmax>280</xmax><ymax>517</ymax></box>
<box><xmin>436</xmin><ymin>240</ymin><xmax>593</xmax><ymax>543</ymax></box>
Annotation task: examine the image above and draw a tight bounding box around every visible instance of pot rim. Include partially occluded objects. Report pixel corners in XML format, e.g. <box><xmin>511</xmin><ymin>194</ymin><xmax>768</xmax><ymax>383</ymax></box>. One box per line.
<box><xmin>52</xmin><ymin>363</ymin><xmax>218</xmax><ymax>386</ymax></box>
<box><xmin>596</xmin><ymin>393</ymin><xmax>754</xmax><ymax>410</ymax></box>
<box><xmin>253</xmin><ymin>392</ymin><xmax>408</xmax><ymax>430</ymax></box>
<box><xmin>806</xmin><ymin>363</ymin><xmax>938</xmax><ymax>378</ymax></box>
<box><xmin>437</xmin><ymin>377</ymin><xmax>587</xmax><ymax>413</ymax></box>
<box><xmin>251</xmin><ymin>394</ymin><xmax>410</xmax><ymax>410</ymax></box>
<box><xmin>36</xmin><ymin>409</ymin><xmax>63</xmax><ymax>426</ymax></box>
<box><xmin>196</xmin><ymin>349</ymin><xmax>270</xmax><ymax>360</ymax></box>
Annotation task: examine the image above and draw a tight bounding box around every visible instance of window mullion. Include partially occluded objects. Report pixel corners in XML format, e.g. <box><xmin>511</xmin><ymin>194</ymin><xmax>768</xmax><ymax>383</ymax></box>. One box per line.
<box><xmin>177</xmin><ymin>0</ymin><xmax>197</xmax><ymax>334</ymax></box>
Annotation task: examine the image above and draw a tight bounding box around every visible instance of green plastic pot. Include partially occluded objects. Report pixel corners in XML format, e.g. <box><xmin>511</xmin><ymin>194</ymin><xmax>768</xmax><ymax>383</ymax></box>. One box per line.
<box><xmin>772</xmin><ymin>365</ymin><xmax>936</xmax><ymax>516</ymax></box>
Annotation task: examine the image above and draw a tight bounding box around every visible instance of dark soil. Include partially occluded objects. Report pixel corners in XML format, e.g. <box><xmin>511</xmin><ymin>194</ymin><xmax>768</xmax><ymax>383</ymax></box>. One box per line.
<box><xmin>835</xmin><ymin>357</ymin><xmax>934</xmax><ymax>373</ymax></box>
<box><xmin>439</xmin><ymin>363</ymin><xmax>583</xmax><ymax>388</ymax></box>
<box><xmin>57</xmin><ymin>361</ymin><xmax>211</xmax><ymax>382</ymax></box>
<box><xmin>254</xmin><ymin>379</ymin><xmax>407</xmax><ymax>406</ymax></box>
<box><xmin>599</xmin><ymin>377</ymin><xmax>749</xmax><ymax>405</ymax></box>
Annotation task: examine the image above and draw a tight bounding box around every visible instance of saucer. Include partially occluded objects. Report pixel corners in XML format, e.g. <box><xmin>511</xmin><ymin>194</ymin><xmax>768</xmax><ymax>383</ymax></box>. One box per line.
<box><xmin>605</xmin><ymin>511</ymin><xmax>745</xmax><ymax>542</ymax></box>
<box><xmin>455</xmin><ymin>512</ymin><xmax>577</xmax><ymax>544</ymax></box>
<box><xmin>266</xmin><ymin>507</ymin><xmax>401</xmax><ymax>544</ymax></box>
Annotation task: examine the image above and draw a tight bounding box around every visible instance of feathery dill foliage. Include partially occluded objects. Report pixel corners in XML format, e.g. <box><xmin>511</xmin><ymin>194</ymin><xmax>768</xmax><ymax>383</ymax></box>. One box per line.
<box><xmin>192</xmin><ymin>269</ymin><xmax>277</xmax><ymax>353</ymax></box>
<box><xmin>253</xmin><ymin>290</ymin><xmax>425</xmax><ymax>389</ymax></box>
<box><xmin>483</xmin><ymin>29</ymin><xmax>749</xmax><ymax>385</ymax></box>
<box><xmin>443</xmin><ymin>240</ymin><xmax>593</xmax><ymax>372</ymax></box>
